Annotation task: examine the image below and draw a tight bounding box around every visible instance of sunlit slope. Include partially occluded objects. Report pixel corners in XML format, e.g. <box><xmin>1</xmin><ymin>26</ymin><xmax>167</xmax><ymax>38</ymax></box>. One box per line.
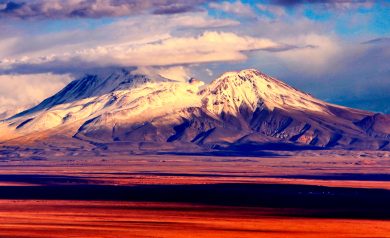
<box><xmin>1</xmin><ymin>69</ymin><xmax>389</xmax><ymax>150</ymax></box>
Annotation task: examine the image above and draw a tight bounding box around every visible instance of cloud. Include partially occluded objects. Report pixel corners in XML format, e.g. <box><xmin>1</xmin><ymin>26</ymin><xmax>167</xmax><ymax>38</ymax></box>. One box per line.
<box><xmin>0</xmin><ymin>31</ymin><xmax>284</xmax><ymax>73</ymax></box>
<box><xmin>205</xmin><ymin>68</ymin><xmax>213</xmax><ymax>76</ymax></box>
<box><xmin>0</xmin><ymin>73</ymin><xmax>72</xmax><ymax>110</ymax></box>
<box><xmin>134</xmin><ymin>66</ymin><xmax>191</xmax><ymax>82</ymax></box>
<box><xmin>273</xmin><ymin>34</ymin><xmax>341</xmax><ymax>74</ymax></box>
<box><xmin>0</xmin><ymin>11</ymin><xmax>240</xmax><ymax>73</ymax></box>
<box><xmin>245</xmin><ymin>32</ymin><xmax>390</xmax><ymax>108</ymax></box>
<box><xmin>265</xmin><ymin>0</ymin><xmax>373</xmax><ymax>6</ymax></box>
<box><xmin>155</xmin><ymin>66</ymin><xmax>191</xmax><ymax>82</ymax></box>
<box><xmin>152</xmin><ymin>3</ymin><xmax>202</xmax><ymax>15</ymax></box>
<box><xmin>362</xmin><ymin>37</ymin><xmax>390</xmax><ymax>45</ymax></box>
<box><xmin>261</xmin><ymin>0</ymin><xmax>377</xmax><ymax>11</ymax></box>
<box><xmin>257</xmin><ymin>4</ymin><xmax>286</xmax><ymax>17</ymax></box>
<box><xmin>0</xmin><ymin>0</ymin><xmax>211</xmax><ymax>19</ymax></box>
<box><xmin>209</xmin><ymin>1</ymin><xmax>255</xmax><ymax>17</ymax></box>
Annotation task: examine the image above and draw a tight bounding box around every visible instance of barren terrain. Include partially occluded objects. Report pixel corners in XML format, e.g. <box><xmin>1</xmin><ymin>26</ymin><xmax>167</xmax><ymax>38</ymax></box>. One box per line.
<box><xmin>0</xmin><ymin>148</ymin><xmax>390</xmax><ymax>237</ymax></box>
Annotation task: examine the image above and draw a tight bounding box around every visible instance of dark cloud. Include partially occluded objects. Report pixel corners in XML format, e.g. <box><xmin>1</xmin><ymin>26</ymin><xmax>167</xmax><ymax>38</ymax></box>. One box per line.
<box><xmin>362</xmin><ymin>37</ymin><xmax>390</xmax><ymax>45</ymax></box>
<box><xmin>153</xmin><ymin>4</ymin><xmax>202</xmax><ymax>15</ymax></box>
<box><xmin>266</xmin><ymin>0</ymin><xmax>374</xmax><ymax>6</ymax></box>
<box><xmin>1</xmin><ymin>1</ymin><xmax>24</xmax><ymax>12</ymax></box>
<box><xmin>260</xmin><ymin>0</ymin><xmax>381</xmax><ymax>11</ymax></box>
<box><xmin>0</xmin><ymin>0</ymin><xmax>210</xmax><ymax>19</ymax></box>
<box><xmin>263</xmin><ymin>44</ymin><xmax>317</xmax><ymax>52</ymax></box>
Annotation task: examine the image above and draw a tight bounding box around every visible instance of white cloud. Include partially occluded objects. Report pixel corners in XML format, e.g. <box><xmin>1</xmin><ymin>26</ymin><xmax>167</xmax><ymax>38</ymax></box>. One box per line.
<box><xmin>134</xmin><ymin>66</ymin><xmax>191</xmax><ymax>82</ymax></box>
<box><xmin>209</xmin><ymin>1</ymin><xmax>256</xmax><ymax>17</ymax></box>
<box><xmin>0</xmin><ymin>13</ymin><xmax>239</xmax><ymax>59</ymax></box>
<box><xmin>1</xmin><ymin>31</ymin><xmax>282</xmax><ymax>71</ymax></box>
<box><xmin>156</xmin><ymin>66</ymin><xmax>191</xmax><ymax>82</ymax></box>
<box><xmin>257</xmin><ymin>4</ymin><xmax>286</xmax><ymax>17</ymax></box>
<box><xmin>273</xmin><ymin>34</ymin><xmax>342</xmax><ymax>74</ymax></box>
<box><xmin>0</xmin><ymin>73</ymin><xmax>73</xmax><ymax>110</ymax></box>
<box><xmin>0</xmin><ymin>12</ymin><xmax>242</xmax><ymax>74</ymax></box>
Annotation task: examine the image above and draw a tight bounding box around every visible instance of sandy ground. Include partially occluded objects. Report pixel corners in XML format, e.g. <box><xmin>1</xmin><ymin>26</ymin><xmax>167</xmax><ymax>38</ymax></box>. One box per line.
<box><xmin>0</xmin><ymin>150</ymin><xmax>389</xmax><ymax>188</ymax></box>
<box><xmin>0</xmin><ymin>200</ymin><xmax>389</xmax><ymax>238</ymax></box>
<box><xmin>0</xmin><ymin>149</ymin><xmax>389</xmax><ymax>237</ymax></box>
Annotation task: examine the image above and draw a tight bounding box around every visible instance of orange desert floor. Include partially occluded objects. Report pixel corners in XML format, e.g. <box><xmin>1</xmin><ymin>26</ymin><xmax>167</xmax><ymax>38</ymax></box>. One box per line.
<box><xmin>0</xmin><ymin>200</ymin><xmax>389</xmax><ymax>238</ymax></box>
<box><xmin>0</xmin><ymin>149</ymin><xmax>389</xmax><ymax>237</ymax></box>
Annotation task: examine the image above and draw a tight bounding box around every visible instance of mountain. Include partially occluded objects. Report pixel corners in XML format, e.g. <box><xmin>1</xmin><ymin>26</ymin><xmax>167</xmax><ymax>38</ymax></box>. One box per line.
<box><xmin>0</xmin><ymin>105</ymin><xmax>33</xmax><ymax>121</ymax></box>
<box><xmin>0</xmin><ymin>68</ymin><xmax>389</xmax><ymax>152</ymax></box>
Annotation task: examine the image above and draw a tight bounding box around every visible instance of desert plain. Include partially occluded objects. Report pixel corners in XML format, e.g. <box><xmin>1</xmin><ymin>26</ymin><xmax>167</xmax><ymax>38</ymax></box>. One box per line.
<box><xmin>0</xmin><ymin>147</ymin><xmax>389</xmax><ymax>237</ymax></box>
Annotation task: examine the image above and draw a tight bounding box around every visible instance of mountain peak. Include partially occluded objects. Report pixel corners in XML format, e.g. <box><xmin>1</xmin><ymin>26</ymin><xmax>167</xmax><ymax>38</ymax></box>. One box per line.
<box><xmin>1</xmin><ymin>68</ymin><xmax>388</xmax><ymax>151</ymax></box>
<box><xmin>203</xmin><ymin>68</ymin><xmax>328</xmax><ymax>114</ymax></box>
<box><xmin>12</xmin><ymin>69</ymin><xmax>159</xmax><ymax>119</ymax></box>
<box><xmin>218</xmin><ymin>69</ymin><xmax>265</xmax><ymax>78</ymax></box>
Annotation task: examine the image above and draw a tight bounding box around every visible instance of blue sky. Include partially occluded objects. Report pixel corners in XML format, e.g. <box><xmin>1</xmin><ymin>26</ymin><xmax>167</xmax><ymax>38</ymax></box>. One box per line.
<box><xmin>0</xmin><ymin>0</ymin><xmax>389</xmax><ymax>113</ymax></box>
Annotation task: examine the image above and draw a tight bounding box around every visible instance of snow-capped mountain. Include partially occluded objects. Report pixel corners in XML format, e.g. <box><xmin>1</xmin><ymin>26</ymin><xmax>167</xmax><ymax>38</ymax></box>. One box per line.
<box><xmin>13</xmin><ymin>69</ymin><xmax>155</xmax><ymax>117</ymax></box>
<box><xmin>0</xmin><ymin>68</ymin><xmax>389</xmax><ymax>151</ymax></box>
<box><xmin>0</xmin><ymin>104</ymin><xmax>33</xmax><ymax>121</ymax></box>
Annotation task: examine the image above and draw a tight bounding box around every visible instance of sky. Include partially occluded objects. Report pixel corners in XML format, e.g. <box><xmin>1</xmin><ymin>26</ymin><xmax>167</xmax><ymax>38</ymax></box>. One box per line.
<box><xmin>0</xmin><ymin>0</ymin><xmax>389</xmax><ymax>113</ymax></box>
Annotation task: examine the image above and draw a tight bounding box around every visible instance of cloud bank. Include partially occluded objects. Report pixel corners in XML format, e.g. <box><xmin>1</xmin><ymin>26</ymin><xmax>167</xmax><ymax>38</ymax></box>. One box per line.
<box><xmin>0</xmin><ymin>31</ymin><xmax>285</xmax><ymax>73</ymax></box>
<box><xmin>263</xmin><ymin>0</ymin><xmax>375</xmax><ymax>8</ymax></box>
<box><xmin>0</xmin><ymin>0</ymin><xmax>211</xmax><ymax>19</ymax></box>
<box><xmin>0</xmin><ymin>73</ymin><xmax>72</xmax><ymax>111</ymax></box>
<box><xmin>209</xmin><ymin>1</ymin><xmax>255</xmax><ymax>17</ymax></box>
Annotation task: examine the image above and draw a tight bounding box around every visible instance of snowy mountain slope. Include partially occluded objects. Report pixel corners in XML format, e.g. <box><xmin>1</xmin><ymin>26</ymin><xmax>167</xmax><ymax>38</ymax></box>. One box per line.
<box><xmin>0</xmin><ymin>68</ymin><xmax>389</xmax><ymax>151</ymax></box>
<box><xmin>0</xmin><ymin>104</ymin><xmax>33</xmax><ymax>121</ymax></box>
<box><xmin>12</xmin><ymin>69</ymin><xmax>155</xmax><ymax>118</ymax></box>
<box><xmin>201</xmin><ymin>69</ymin><xmax>329</xmax><ymax>116</ymax></box>
<box><xmin>0</xmin><ymin>70</ymin><xmax>204</xmax><ymax>141</ymax></box>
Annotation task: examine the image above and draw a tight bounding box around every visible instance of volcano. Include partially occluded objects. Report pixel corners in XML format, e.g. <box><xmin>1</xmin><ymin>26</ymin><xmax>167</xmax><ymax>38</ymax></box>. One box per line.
<box><xmin>1</xmin><ymin>69</ymin><xmax>389</xmax><ymax>152</ymax></box>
